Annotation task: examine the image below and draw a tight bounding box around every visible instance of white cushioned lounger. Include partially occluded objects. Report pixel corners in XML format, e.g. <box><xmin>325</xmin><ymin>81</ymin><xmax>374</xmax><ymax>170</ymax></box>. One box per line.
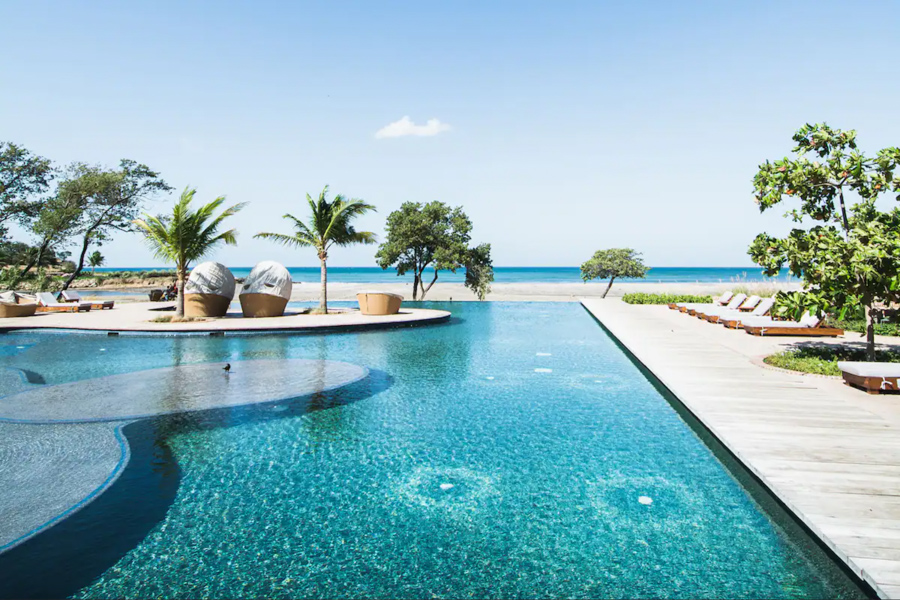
<box><xmin>839</xmin><ymin>361</ymin><xmax>900</xmax><ymax>394</ymax></box>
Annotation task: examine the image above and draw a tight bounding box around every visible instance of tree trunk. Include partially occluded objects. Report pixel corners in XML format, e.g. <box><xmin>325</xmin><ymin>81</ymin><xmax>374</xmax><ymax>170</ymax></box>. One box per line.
<box><xmin>866</xmin><ymin>303</ymin><xmax>877</xmax><ymax>362</ymax></box>
<box><xmin>176</xmin><ymin>271</ymin><xmax>186</xmax><ymax>318</ymax></box>
<box><xmin>601</xmin><ymin>276</ymin><xmax>616</xmax><ymax>299</ymax></box>
<box><xmin>421</xmin><ymin>269</ymin><xmax>439</xmax><ymax>300</ymax></box>
<box><xmin>61</xmin><ymin>233</ymin><xmax>92</xmax><ymax>291</ymax></box>
<box><xmin>319</xmin><ymin>256</ymin><xmax>328</xmax><ymax>314</ymax></box>
<box><xmin>412</xmin><ymin>272</ymin><xmax>420</xmax><ymax>301</ymax></box>
<box><xmin>12</xmin><ymin>238</ymin><xmax>49</xmax><ymax>288</ymax></box>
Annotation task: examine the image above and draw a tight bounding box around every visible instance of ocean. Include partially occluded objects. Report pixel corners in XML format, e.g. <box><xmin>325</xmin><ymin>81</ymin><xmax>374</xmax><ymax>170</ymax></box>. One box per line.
<box><xmin>94</xmin><ymin>266</ymin><xmax>794</xmax><ymax>284</ymax></box>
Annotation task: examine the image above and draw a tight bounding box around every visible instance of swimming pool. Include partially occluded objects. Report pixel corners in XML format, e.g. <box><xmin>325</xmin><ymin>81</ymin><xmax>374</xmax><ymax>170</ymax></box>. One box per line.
<box><xmin>0</xmin><ymin>302</ymin><xmax>866</xmax><ymax>598</ymax></box>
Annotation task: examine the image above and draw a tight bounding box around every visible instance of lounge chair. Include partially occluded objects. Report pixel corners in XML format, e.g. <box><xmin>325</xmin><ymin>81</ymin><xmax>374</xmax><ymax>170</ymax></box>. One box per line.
<box><xmin>670</xmin><ymin>291</ymin><xmax>733</xmax><ymax>312</ymax></box>
<box><xmin>839</xmin><ymin>362</ymin><xmax>900</xmax><ymax>394</ymax></box>
<box><xmin>719</xmin><ymin>298</ymin><xmax>776</xmax><ymax>329</ymax></box>
<box><xmin>743</xmin><ymin>312</ymin><xmax>843</xmax><ymax>337</ymax></box>
<box><xmin>59</xmin><ymin>290</ymin><xmax>114</xmax><ymax>310</ymax></box>
<box><xmin>698</xmin><ymin>295</ymin><xmax>760</xmax><ymax>323</ymax></box>
<box><xmin>36</xmin><ymin>292</ymin><xmax>90</xmax><ymax>313</ymax></box>
<box><xmin>689</xmin><ymin>293</ymin><xmax>747</xmax><ymax>318</ymax></box>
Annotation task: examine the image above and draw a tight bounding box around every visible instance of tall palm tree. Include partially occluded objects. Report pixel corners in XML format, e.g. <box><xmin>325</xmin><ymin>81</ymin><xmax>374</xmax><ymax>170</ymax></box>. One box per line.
<box><xmin>255</xmin><ymin>186</ymin><xmax>375</xmax><ymax>314</ymax></box>
<box><xmin>133</xmin><ymin>187</ymin><xmax>245</xmax><ymax>317</ymax></box>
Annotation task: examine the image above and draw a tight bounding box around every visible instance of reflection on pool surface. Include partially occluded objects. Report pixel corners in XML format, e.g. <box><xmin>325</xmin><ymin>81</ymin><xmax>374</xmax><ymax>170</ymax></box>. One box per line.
<box><xmin>0</xmin><ymin>302</ymin><xmax>866</xmax><ymax>598</ymax></box>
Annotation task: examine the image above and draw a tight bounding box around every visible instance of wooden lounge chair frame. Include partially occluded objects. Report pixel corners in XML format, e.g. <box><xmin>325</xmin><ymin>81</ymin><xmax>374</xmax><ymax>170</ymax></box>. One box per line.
<box><xmin>36</xmin><ymin>304</ymin><xmax>79</xmax><ymax>313</ymax></box>
<box><xmin>59</xmin><ymin>291</ymin><xmax>114</xmax><ymax>310</ymax></box>
<box><xmin>743</xmin><ymin>324</ymin><xmax>843</xmax><ymax>337</ymax></box>
<box><xmin>842</xmin><ymin>372</ymin><xmax>899</xmax><ymax>395</ymax></box>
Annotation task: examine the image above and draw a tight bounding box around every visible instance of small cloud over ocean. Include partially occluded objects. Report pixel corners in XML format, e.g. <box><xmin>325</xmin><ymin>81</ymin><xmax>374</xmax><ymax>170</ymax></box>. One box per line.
<box><xmin>375</xmin><ymin>116</ymin><xmax>451</xmax><ymax>139</ymax></box>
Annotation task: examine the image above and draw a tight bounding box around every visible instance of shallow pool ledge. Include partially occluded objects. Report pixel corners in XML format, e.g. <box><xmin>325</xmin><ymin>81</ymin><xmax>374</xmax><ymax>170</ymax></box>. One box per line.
<box><xmin>581</xmin><ymin>298</ymin><xmax>900</xmax><ymax>600</ymax></box>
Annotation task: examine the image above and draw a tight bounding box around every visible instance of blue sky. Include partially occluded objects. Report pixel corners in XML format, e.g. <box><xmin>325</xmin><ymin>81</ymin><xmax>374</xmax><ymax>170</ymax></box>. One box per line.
<box><xmin>2</xmin><ymin>1</ymin><xmax>898</xmax><ymax>268</ymax></box>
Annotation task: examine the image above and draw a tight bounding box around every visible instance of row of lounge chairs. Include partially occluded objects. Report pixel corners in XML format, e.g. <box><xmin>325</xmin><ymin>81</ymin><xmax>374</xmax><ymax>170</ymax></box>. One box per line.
<box><xmin>667</xmin><ymin>291</ymin><xmax>844</xmax><ymax>337</ymax></box>
<box><xmin>0</xmin><ymin>291</ymin><xmax>114</xmax><ymax>318</ymax></box>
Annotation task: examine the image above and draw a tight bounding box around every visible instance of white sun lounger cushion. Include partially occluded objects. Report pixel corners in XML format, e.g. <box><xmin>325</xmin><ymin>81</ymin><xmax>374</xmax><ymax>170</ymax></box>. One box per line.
<box><xmin>839</xmin><ymin>362</ymin><xmax>900</xmax><ymax>378</ymax></box>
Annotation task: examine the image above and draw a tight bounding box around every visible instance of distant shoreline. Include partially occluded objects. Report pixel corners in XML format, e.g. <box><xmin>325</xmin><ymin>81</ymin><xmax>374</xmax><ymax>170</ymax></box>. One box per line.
<box><xmin>90</xmin><ymin>266</ymin><xmax>796</xmax><ymax>285</ymax></box>
<box><xmin>82</xmin><ymin>280</ymin><xmax>802</xmax><ymax>303</ymax></box>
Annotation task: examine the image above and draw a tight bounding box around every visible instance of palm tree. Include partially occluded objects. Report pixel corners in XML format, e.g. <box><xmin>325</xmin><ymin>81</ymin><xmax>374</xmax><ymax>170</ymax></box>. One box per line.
<box><xmin>88</xmin><ymin>250</ymin><xmax>105</xmax><ymax>274</ymax></box>
<box><xmin>133</xmin><ymin>187</ymin><xmax>245</xmax><ymax>317</ymax></box>
<box><xmin>255</xmin><ymin>186</ymin><xmax>375</xmax><ymax>314</ymax></box>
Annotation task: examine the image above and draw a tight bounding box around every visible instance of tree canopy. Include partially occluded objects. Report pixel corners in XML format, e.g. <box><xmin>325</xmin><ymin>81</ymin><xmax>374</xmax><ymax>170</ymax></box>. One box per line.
<box><xmin>749</xmin><ymin>123</ymin><xmax>900</xmax><ymax>360</ymax></box>
<box><xmin>255</xmin><ymin>186</ymin><xmax>375</xmax><ymax>313</ymax></box>
<box><xmin>580</xmin><ymin>248</ymin><xmax>649</xmax><ymax>298</ymax></box>
<box><xmin>56</xmin><ymin>160</ymin><xmax>171</xmax><ymax>289</ymax></box>
<box><xmin>375</xmin><ymin>201</ymin><xmax>494</xmax><ymax>300</ymax></box>
<box><xmin>0</xmin><ymin>142</ymin><xmax>54</xmax><ymax>240</ymax></box>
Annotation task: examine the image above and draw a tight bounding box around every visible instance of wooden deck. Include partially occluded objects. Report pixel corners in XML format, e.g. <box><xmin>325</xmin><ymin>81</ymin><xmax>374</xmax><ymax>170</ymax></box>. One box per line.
<box><xmin>581</xmin><ymin>299</ymin><xmax>900</xmax><ymax>599</ymax></box>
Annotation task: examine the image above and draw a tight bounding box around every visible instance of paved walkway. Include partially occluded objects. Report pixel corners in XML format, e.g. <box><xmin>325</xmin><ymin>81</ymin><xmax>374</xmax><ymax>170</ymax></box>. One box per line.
<box><xmin>581</xmin><ymin>299</ymin><xmax>900</xmax><ymax>599</ymax></box>
<box><xmin>0</xmin><ymin>302</ymin><xmax>449</xmax><ymax>334</ymax></box>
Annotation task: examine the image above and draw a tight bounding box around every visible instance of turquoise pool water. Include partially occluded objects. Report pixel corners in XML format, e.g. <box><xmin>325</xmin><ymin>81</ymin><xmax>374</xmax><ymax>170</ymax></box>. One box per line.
<box><xmin>0</xmin><ymin>303</ymin><xmax>865</xmax><ymax>598</ymax></box>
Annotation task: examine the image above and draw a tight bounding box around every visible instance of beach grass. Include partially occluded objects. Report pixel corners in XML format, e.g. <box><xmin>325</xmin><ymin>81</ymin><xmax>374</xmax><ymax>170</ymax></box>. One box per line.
<box><xmin>622</xmin><ymin>293</ymin><xmax>712</xmax><ymax>305</ymax></box>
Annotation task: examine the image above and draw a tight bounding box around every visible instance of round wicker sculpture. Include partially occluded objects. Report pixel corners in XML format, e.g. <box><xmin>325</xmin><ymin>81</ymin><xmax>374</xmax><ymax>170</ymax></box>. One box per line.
<box><xmin>185</xmin><ymin>261</ymin><xmax>236</xmax><ymax>317</ymax></box>
<box><xmin>356</xmin><ymin>291</ymin><xmax>403</xmax><ymax>316</ymax></box>
<box><xmin>239</xmin><ymin>261</ymin><xmax>292</xmax><ymax>317</ymax></box>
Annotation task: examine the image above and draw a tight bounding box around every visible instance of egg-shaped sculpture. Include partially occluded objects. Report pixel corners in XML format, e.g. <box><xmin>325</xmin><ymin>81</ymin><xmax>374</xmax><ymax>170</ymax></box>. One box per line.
<box><xmin>239</xmin><ymin>261</ymin><xmax>292</xmax><ymax>317</ymax></box>
<box><xmin>184</xmin><ymin>261</ymin><xmax>236</xmax><ymax>317</ymax></box>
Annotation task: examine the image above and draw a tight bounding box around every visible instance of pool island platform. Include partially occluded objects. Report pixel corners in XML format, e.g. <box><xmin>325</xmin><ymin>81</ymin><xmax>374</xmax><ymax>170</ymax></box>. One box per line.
<box><xmin>582</xmin><ymin>298</ymin><xmax>900</xmax><ymax>599</ymax></box>
<box><xmin>0</xmin><ymin>302</ymin><xmax>450</xmax><ymax>335</ymax></box>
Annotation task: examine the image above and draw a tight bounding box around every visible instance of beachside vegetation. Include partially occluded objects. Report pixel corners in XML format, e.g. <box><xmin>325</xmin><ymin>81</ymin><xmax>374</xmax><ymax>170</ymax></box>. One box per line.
<box><xmin>580</xmin><ymin>248</ymin><xmax>648</xmax><ymax>298</ymax></box>
<box><xmin>0</xmin><ymin>141</ymin><xmax>53</xmax><ymax>241</ymax></box>
<box><xmin>750</xmin><ymin>123</ymin><xmax>900</xmax><ymax>360</ymax></box>
<box><xmin>622</xmin><ymin>293</ymin><xmax>712</xmax><ymax>305</ymax></box>
<box><xmin>255</xmin><ymin>186</ymin><xmax>376</xmax><ymax>314</ymax></box>
<box><xmin>55</xmin><ymin>160</ymin><xmax>172</xmax><ymax>290</ymax></box>
<box><xmin>11</xmin><ymin>193</ymin><xmax>84</xmax><ymax>288</ymax></box>
<box><xmin>133</xmin><ymin>187</ymin><xmax>245</xmax><ymax>317</ymax></box>
<box><xmin>88</xmin><ymin>250</ymin><xmax>105</xmax><ymax>273</ymax></box>
<box><xmin>376</xmin><ymin>201</ymin><xmax>494</xmax><ymax>300</ymax></box>
<box><xmin>765</xmin><ymin>346</ymin><xmax>900</xmax><ymax>376</ymax></box>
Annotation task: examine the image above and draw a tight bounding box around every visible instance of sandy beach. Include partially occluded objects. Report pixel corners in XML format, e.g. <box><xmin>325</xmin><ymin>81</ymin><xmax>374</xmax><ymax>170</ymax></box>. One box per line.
<box><xmin>79</xmin><ymin>280</ymin><xmax>803</xmax><ymax>304</ymax></box>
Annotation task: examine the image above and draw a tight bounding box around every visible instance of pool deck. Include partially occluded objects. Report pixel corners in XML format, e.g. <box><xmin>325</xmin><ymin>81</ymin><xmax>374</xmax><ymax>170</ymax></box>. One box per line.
<box><xmin>581</xmin><ymin>298</ymin><xmax>900</xmax><ymax>600</ymax></box>
<box><xmin>0</xmin><ymin>302</ymin><xmax>450</xmax><ymax>334</ymax></box>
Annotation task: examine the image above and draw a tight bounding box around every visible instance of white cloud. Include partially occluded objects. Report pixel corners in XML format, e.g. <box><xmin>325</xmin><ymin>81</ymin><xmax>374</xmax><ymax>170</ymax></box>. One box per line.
<box><xmin>375</xmin><ymin>116</ymin><xmax>451</xmax><ymax>139</ymax></box>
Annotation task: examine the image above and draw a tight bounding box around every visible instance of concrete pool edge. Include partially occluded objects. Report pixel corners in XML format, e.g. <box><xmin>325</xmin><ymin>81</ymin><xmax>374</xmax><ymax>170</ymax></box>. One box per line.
<box><xmin>580</xmin><ymin>298</ymin><xmax>880</xmax><ymax>599</ymax></box>
<box><xmin>0</xmin><ymin>304</ymin><xmax>450</xmax><ymax>335</ymax></box>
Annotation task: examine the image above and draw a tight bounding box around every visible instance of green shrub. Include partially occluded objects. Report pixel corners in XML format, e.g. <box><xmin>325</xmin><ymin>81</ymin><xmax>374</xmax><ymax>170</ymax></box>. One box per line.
<box><xmin>765</xmin><ymin>346</ymin><xmax>900</xmax><ymax>376</ymax></box>
<box><xmin>828</xmin><ymin>318</ymin><xmax>900</xmax><ymax>337</ymax></box>
<box><xmin>622</xmin><ymin>293</ymin><xmax>713</xmax><ymax>305</ymax></box>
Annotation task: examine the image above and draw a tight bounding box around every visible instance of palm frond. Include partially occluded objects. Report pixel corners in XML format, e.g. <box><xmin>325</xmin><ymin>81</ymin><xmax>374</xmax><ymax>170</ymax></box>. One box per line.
<box><xmin>254</xmin><ymin>231</ymin><xmax>315</xmax><ymax>248</ymax></box>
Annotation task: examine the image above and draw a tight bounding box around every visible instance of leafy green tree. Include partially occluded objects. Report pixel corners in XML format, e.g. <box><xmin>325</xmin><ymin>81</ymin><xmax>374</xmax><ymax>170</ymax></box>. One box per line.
<box><xmin>376</xmin><ymin>201</ymin><xmax>493</xmax><ymax>300</ymax></box>
<box><xmin>133</xmin><ymin>187</ymin><xmax>245</xmax><ymax>317</ymax></box>
<box><xmin>580</xmin><ymin>248</ymin><xmax>649</xmax><ymax>298</ymax></box>
<box><xmin>0</xmin><ymin>142</ymin><xmax>54</xmax><ymax>240</ymax></box>
<box><xmin>255</xmin><ymin>186</ymin><xmax>375</xmax><ymax>314</ymax></box>
<box><xmin>88</xmin><ymin>250</ymin><xmax>105</xmax><ymax>273</ymax></box>
<box><xmin>56</xmin><ymin>160</ymin><xmax>171</xmax><ymax>290</ymax></box>
<box><xmin>749</xmin><ymin>123</ymin><xmax>900</xmax><ymax>360</ymax></box>
<box><xmin>464</xmin><ymin>243</ymin><xmax>494</xmax><ymax>300</ymax></box>
<box><xmin>12</xmin><ymin>194</ymin><xmax>84</xmax><ymax>287</ymax></box>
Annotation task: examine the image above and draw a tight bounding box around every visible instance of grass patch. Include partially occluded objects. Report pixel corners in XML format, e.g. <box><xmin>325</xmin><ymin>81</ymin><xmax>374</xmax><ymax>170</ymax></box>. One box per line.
<box><xmin>622</xmin><ymin>293</ymin><xmax>712</xmax><ymax>305</ymax></box>
<box><xmin>150</xmin><ymin>315</ymin><xmax>208</xmax><ymax>323</ymax></box>
<box><xmin>764</xmin><ymin>346</ymin><xmax>900</xmax><ymax>376</ymax></box>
